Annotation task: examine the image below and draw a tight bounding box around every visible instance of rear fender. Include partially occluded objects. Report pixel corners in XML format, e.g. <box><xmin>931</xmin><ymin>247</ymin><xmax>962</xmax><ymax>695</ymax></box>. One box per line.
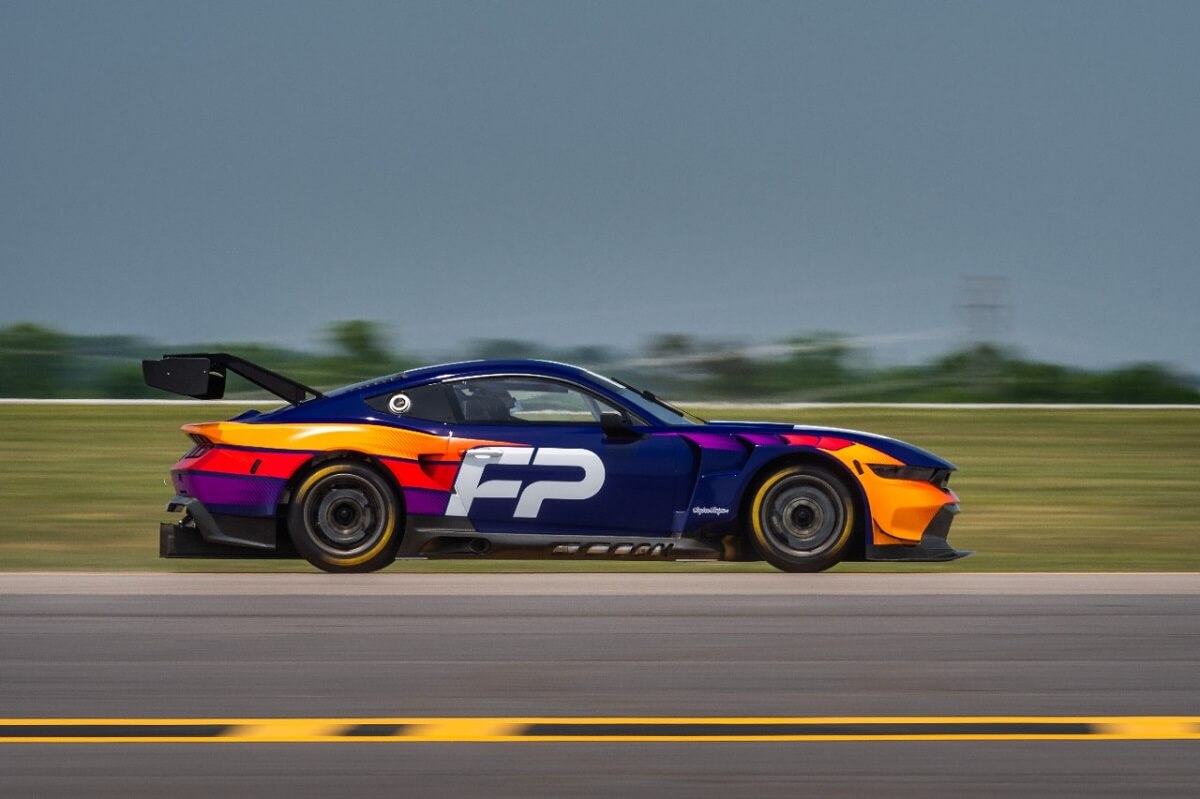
<box><xmin>275</xmin><ymin>450</ymin><xmax>410</xmax><ymax>553</ymax></box>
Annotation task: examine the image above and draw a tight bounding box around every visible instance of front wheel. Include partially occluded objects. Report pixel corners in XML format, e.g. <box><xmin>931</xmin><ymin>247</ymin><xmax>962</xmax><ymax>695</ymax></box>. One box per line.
<box><xmin>746</xmin><ymin>464</ymin><xmax>856</xmax><ymax>573</ymax></box>
<box><xmin>286</xmin><ymin>461</ymin><xmax>403</xmax><ymax>573</ymax></box>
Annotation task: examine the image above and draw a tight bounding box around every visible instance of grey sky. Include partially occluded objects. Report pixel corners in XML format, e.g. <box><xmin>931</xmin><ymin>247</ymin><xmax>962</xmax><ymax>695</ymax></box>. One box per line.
<box><xmin>2</xmin><ymin>0</ymin><xmax>1198</xmax><ymax>370</ymax></box>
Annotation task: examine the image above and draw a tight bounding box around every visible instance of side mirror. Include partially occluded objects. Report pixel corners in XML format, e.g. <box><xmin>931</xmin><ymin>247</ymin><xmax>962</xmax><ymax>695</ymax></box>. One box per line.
<box><xmin>600</xmin><ymin>410</ymin><xmax>638</xmax><ymax>438</ymax></box>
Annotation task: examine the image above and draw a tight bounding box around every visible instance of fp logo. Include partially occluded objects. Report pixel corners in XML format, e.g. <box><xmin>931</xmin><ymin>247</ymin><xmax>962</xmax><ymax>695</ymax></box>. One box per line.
<box><xmin>445</xmin><ymin>447</ymin><xmax>605</xmax><ymax>519</ymax></box>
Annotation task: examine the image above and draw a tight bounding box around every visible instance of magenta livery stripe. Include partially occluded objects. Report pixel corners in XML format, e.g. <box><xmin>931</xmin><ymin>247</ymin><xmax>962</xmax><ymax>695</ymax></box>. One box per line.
<box><xmin>662</xmin><ymin>432</ymin><xmax>746</xmax><ymax>451</ymax></box>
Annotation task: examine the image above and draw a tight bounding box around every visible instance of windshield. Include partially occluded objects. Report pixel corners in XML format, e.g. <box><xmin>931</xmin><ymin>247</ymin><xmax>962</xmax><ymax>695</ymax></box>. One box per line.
<box><xmin>606</xmin><ymin>377</ymin><xmax>706</xmax><ymax>427</ymax></box>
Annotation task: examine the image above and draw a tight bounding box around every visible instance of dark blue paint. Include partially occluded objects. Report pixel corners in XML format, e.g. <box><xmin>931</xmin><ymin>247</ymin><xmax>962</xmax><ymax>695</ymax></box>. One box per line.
<box><xmin>228</xmin><ymin>359</ymin><xmax>954</xmax><ymax>533</ymax></box>
<box><xmin>452</xmin><ymin>424</ymin><xmax>690</xmax><ymax>537</ymax></box>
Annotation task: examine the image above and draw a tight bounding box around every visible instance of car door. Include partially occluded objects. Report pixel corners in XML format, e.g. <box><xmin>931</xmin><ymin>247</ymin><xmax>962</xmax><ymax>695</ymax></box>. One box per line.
<box><xmin>442</xmin><ymin>375</ymin><xmax>693</xmax><ymax>537</ymax></box>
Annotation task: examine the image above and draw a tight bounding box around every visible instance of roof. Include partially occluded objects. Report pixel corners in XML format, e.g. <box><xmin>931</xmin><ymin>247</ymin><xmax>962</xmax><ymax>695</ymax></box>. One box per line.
<box><xmin>398</xmin><ymin>359</ymin><xmax>598</xmax><ymax>385</ymax></box>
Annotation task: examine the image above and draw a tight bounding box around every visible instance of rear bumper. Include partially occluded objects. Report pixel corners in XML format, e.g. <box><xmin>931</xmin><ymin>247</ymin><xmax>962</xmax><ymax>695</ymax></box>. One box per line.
<box><xmin>866</xmin><ymin>503</ymin><xmax>971</xmax><ymax>562</ymax></box>
<box><xmin>160</xmin><ymin>496</ymin><xmax>295</xmax><ymax>559</ymax></box>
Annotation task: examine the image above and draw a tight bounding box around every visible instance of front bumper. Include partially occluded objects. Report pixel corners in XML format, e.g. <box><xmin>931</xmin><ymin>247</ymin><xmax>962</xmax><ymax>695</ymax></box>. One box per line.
<box><xmin>866</xmin><ymin>503</ymin><xmax>971</xmax><ymax>562</ymax></box>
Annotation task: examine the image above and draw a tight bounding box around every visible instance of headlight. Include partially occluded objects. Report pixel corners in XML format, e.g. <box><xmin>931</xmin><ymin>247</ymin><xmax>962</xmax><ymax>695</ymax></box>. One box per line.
<box><xmin>868</xmin><ymin>464</ymin><xmax>952</xmax><ymax>489</ymax></box>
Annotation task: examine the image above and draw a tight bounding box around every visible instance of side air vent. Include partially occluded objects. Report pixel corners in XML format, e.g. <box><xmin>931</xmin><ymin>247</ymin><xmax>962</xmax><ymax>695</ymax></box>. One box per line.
<box><xmin>550</xmin><ymin>542</ymin><xmax>674</xmax><ymax>557</ymax></box>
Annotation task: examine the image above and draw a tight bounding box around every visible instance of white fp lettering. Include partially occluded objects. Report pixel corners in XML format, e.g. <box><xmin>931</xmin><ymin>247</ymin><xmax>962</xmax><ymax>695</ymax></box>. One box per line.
<box><xmin>445</xmin><ymin>447</ymin><xmax>605</xmax><ymax>519</ymax></box>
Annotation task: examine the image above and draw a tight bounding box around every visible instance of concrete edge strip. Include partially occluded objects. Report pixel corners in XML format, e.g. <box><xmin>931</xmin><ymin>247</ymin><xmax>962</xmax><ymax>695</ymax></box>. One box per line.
<box><xmin>4</xmin><ymin>573</ymin><xmax>1200</xmax><ymax>597</ymax></box>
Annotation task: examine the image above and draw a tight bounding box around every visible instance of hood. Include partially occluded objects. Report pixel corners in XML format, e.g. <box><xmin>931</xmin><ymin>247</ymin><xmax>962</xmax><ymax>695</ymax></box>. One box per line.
<box><xmin>705</xmin><ymin>420</ymin><xmax>956</xmax><ymax>470</ymax></box>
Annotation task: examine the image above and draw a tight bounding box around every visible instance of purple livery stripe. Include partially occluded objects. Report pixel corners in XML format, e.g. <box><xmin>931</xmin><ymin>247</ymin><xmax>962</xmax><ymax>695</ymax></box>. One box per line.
<box><xmin>403</xmin><ymin>487</ymin><xmax>451</xmax><ymax>515</ymax></box>
<box><xmin>174</xmin><ymin>472</ymin><xmax>286</xmax><ymax>517</ymax></box>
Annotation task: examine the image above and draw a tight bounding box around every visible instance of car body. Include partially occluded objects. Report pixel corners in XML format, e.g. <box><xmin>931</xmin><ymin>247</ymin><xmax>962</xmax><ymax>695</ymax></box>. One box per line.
<box><xmin>145</xmin><ymin>353</ymin><xmax>967</xmax><ymax>572</ymax></box>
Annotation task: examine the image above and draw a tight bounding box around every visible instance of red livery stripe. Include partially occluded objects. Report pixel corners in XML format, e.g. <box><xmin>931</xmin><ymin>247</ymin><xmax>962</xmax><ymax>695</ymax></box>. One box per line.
<box><xmin>184</xmin><ymin>448</ymin><xmax>312</xmax><ymax>480</ymax></box>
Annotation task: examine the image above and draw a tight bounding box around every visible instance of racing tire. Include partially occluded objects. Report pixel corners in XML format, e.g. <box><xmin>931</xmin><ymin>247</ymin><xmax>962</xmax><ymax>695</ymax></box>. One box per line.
<box><xmin>746</xmin><ymin>463</ymin><xmax>855</xmax><ymax>573</ymax></box>
<box><xmin>286</xmin><ymin>461</ymin><xmax>403</xmax><ymax>573</ymax></box>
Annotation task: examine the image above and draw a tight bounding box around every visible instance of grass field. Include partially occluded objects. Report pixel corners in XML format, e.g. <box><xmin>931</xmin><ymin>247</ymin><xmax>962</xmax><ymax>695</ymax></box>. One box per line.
<box><xmin>1</xmin><ymin>404</ymin><xmax>1198</xmax><ymax>571</ymax></box>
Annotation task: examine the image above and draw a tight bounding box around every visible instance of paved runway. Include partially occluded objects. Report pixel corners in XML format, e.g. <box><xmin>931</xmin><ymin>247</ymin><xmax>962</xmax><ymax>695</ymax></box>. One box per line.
<box><xmin>1</xmin><ymin>573</ymin><xmax>1198</xmax><ymax>796</ymax></box>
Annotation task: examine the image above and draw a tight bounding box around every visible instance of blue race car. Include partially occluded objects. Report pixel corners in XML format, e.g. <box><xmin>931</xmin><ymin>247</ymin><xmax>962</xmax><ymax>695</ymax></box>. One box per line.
<box><xmin>144</xmin><ymin>354</ymin><xmax>967</xmax><ymax>572</ymax></box>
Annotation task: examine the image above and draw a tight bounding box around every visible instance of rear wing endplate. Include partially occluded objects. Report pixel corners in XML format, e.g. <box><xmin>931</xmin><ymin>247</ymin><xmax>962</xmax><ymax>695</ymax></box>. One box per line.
<box><xmin>142</xmin><ymin>353</ymin><xmax>324</xmax><ymax>404</ymax></box>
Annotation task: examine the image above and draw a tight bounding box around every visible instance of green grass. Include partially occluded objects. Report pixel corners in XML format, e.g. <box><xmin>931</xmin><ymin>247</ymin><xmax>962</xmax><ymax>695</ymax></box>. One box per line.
<box><xmin>1</xmin><ymin>404</ymin><xmax>1198</xmax><ymax>571</ymax></box>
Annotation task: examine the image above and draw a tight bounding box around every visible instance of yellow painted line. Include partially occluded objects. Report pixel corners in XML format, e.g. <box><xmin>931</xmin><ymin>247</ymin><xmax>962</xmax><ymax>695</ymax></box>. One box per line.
<box><xmin>1095</xmin><ymin>717</ymin><xmax>1200</xmax><ymax>739</ymax></box>
<box><xmin>226</xmin><ymin>720</ymin><xmax>349</xmax><ymax>741</ymax></box>
<box><xmin>405</xmin><ymin>720</ymin><xmax>527</xmax><ymax>741</ymax></box>
<box><xmin>0</xmin><ymin>717</ymin><xmax>1198</xmax><ymax>743</ymax></box>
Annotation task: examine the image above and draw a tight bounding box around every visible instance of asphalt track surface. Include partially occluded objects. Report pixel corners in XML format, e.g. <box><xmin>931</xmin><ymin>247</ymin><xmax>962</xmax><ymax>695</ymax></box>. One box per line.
<box><xmin>1</xmin><ymin>573</ymin><xmax>1198</xmax><ymax>797</ymax></box>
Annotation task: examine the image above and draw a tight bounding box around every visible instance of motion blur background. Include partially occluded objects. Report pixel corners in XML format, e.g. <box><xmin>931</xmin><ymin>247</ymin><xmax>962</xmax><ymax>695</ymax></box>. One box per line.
<box><xmin>1</xmin><ymin>1</ymin><xmax>1198</xmax><ymax>569</ymax></box>
<box><xmin>3</xmin><ymin>0</ymin><xmax>1199</xmax><ymax>401</ymax></box>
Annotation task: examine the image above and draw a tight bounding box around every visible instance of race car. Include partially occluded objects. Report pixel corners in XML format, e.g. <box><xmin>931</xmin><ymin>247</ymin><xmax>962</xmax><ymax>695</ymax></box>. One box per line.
<box><xmin>143</xmin><ymin>353</ymin><xmax>967</xmax><ymax>572</ymax></box>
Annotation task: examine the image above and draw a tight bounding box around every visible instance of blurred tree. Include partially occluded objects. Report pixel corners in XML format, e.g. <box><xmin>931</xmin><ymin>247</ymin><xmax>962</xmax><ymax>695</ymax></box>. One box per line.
<box><xmin>96</xmin><ymin>362</ymin><xmax>159</xmax><ymax>398</ymax></box>
<box><xmin>637</xmin><ymin>333</ymin><xmax>703</xmax><ymax>395</ymax></box>
<box><xmin>996</xmin><ymin>360</ymin><xmax>1076</xmax><ymax>402</ymax></box>
<box><xmin>1093</xmin><ymin>364</ymin><xmax>1198</xmax><ymax>404</ymax></box>
<box><xmin>555</xmin><ymin>345</ymin><xmax>614</xmax><ymax>368</ymax></box>
<box><xmin>645</xmin><ymin>333</ymin><xmax>696</xmax><ymax>360</ymax></box>
<box><xmin>698</xmin><ymin>351</ymin><xmax>767</xmax><ymax>398</ymax></box>
<box><xmin>926</xmin><ymin>344</ymin><xmax>1013</xmax><ymax>400</ymax></box>
<box><xmin>314</xmin><ymin>320</ymin><xmax>403</xmax><ymax>387</ymax></box>
<box><xmin>469</xmin><ymin>339</ymin><xmax>543</xmax><ymax>361</ymax></box>
<box><xmin>768</xmin><ymin>333</ymin><xmax>853</xmax><ymax>396</ymax></box>
<box><xmin>328</xmin><ymin>320</ymin><xmax>390</xmax><ymax>365</ymax></box>
<box><xmin>0</xmin><ymin>323</ymin><xmax>73</xmax><ymax>397</ymax></box>
<box><xmin>69</xmin><ymin>334</ymin><xmax>152</xmax><ymax>359</ymax></box>
<box><xmin>0</xmin><ymin>320</ymin><xmax>1194</xmax><ymax>403</ymax></box>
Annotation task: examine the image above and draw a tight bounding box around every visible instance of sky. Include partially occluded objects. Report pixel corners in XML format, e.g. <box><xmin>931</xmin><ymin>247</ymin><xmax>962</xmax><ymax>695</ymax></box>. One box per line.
<box><xmin>2</xmin><ymin>0</ymin><xmax>1198</xmax><ymax>371</ymax></box>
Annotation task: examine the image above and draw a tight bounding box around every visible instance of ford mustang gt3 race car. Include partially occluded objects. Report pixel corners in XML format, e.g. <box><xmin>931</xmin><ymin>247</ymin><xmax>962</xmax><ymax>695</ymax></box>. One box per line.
<box><xmin>143</xmin><ymin>353</ymin><xmax>967</xmax><ymax>573</ymax></box>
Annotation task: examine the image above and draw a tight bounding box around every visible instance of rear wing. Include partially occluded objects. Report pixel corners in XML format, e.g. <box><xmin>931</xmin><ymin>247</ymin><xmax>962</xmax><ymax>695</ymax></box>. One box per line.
<box><xmin>142</xmin><ymin>353</ymin><xmax>324</xmax><ymax>404</ymax></box>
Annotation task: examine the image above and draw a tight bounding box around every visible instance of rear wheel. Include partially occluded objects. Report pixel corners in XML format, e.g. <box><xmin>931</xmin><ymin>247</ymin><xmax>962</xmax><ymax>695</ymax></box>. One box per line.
<box><xmin>286</xmin><ymin>461</ymin><xmax>402</xmax><ymax>573</ymax></box>
<box><xmin>746</xmin><ymin>464</ymin><xmax>855</xmax><ymax>573</ymax></box>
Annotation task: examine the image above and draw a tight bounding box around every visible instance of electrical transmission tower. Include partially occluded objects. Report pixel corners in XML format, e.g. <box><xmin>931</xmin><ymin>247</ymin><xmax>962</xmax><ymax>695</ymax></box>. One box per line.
<box><xmin>962</xmin><ymin>275</ymin><xmax>1010</xmax><ymax>345</ymax></box>
<box><xmin>959</xmin><ymin>275</ymin><xmax>1011</xmax><ymax>393</ymax></box>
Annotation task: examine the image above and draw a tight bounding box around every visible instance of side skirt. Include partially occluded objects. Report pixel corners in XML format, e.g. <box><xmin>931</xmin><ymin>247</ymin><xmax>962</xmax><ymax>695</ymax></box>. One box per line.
<box><xmin>159</xmin><ymin>510</ymin><xmax>725</xmax><ymax>562</ymax></box>
<box><xmin>397</xmin><ymin>516</ymin><xmax>725</xmax><ymax>561</ymax></box>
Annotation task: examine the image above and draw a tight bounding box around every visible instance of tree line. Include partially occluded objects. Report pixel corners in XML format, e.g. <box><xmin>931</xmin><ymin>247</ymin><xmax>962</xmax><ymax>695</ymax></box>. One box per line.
<box><xmin>0</xmin><ymin>321</ymin><xmax>1195</xmax><ymax>403</ymax></box>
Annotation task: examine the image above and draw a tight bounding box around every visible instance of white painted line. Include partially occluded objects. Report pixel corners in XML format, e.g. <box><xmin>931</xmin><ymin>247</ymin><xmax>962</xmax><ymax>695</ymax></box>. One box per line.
<box><xmin>688</xmin><ymin>402</ymin><xmax>1200</xmax><ymax>411</ymax></box>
